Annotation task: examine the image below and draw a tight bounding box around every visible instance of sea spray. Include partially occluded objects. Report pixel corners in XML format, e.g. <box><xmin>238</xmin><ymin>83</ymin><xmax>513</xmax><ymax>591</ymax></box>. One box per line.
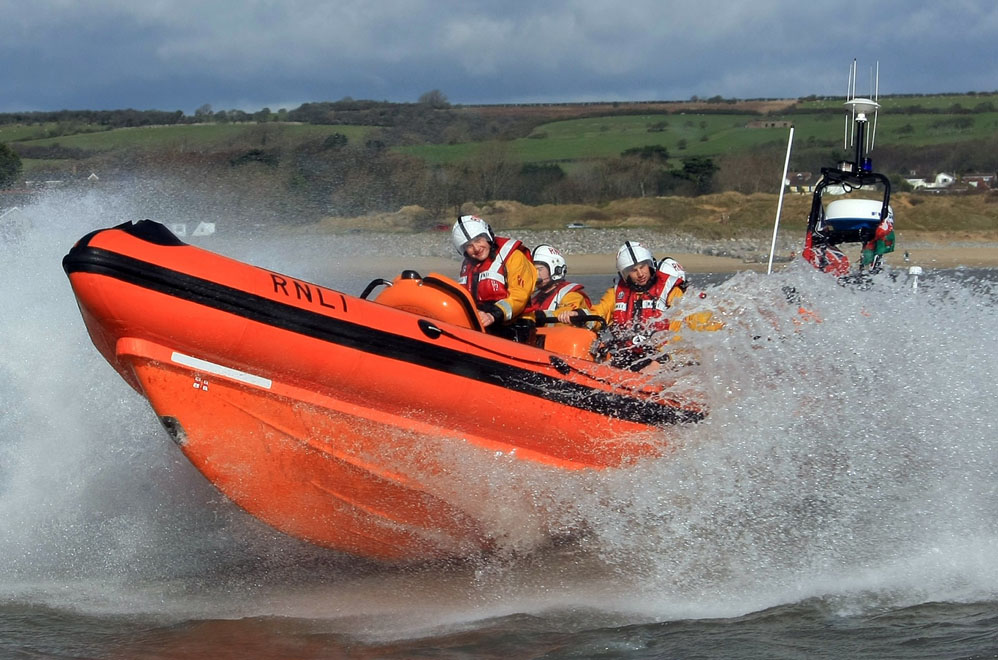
<box><xmin>0</xmin><ymin>190</ymin><xmax>332</xmax><ymax>603</ymax></box>
<box><xmin>2</xmin><ymin>187</ymin><xmax>996</xmax><ymax>634</ymax></box>
<box><xmin>542</xmin><ymin>264</ymin><xmax>998</xmax><ymax>616</ymax></box>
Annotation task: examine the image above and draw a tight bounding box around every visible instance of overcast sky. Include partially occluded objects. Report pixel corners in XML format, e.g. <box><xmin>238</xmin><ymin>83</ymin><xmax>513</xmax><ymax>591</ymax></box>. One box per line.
<box><xmin>3</xmin><ymin>0</ymin><xmax>996</xmax><ymax>114</ymax></box>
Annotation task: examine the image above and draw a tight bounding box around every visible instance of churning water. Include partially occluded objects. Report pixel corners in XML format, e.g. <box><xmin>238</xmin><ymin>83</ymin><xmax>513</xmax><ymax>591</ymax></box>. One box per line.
<box><xmin>2</xmin><ymin>188</ymin><xmax>997</xmax><ymax>658</ymax></box>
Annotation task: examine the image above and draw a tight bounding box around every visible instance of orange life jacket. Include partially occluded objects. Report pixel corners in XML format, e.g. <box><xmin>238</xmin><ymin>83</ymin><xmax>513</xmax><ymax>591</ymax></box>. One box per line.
<box><xmin>526</xmin><ymin>281</ymin><xmax>590</xmax><ymax>314</ymax></box>
<box><xmin>458</xmin><ymin>237</ymin><xmax>530</xmax><ymax>305</ymax></box>
<box><xmin>611</xmin><ymin>275</ymin><xmax>673</xmax><ymax>334</ymax></box>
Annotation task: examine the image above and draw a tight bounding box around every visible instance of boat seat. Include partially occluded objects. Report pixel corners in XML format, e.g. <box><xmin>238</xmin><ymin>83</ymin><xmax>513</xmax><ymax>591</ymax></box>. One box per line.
<box><xmin>373</xmin><ymin>272</ymin><xmax>482</xmax><ymax>330</ymax></box>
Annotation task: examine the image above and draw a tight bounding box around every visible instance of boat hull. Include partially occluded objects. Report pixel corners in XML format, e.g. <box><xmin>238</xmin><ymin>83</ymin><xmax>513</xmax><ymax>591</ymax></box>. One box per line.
<box><xmin>64</xmin><ymin>221</ymin><xmax>704</xmax><ymax>560</ymax></box>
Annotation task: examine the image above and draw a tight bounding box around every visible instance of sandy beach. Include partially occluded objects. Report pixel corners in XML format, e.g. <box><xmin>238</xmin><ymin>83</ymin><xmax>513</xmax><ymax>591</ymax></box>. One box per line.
<box><xmin>568</xmin><ymin>246</ymin><xmax>998</xmax><ymax>274</ymax></box>
<box><xmin>309</xmin><ymin>223</ymin><xmax>998</xmax><ymax>276</ymax></box>
<box><xmin>331</xmin><ymin>245</ymin><xmax>998</xmax><ymax>276</ymax></box>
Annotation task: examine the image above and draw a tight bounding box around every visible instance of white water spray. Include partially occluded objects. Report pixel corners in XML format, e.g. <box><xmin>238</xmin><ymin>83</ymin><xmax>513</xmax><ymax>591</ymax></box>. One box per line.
<box><xmin>1</xmin><ymin>188</ymin><xmax>996</xmax><ymax>636</ymax></box>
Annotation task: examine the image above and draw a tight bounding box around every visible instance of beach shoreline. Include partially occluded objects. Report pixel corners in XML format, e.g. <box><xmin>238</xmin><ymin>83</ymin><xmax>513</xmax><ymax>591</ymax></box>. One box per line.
<box><xmin>330</xmin><ymin>245</ymin><xmax>998</xmax><ymax>276</ymax></box>
<box><xmin>568</xmin><ymin>245</ymin><xmax>998</xmax><ymax>273</ymax></box>
<box><xmin>303</xmin><ymin>225</ymin><xmax>998</xmax><ymax>276</ymax></box>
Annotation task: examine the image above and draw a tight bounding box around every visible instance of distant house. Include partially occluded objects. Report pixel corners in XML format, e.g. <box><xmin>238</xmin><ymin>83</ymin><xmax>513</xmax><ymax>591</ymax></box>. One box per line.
<box><xmin>784</xmin><ymin>171</ymin><xmax>813</xmax><ymax>193</ymax></box>
<box><xmin>962</xmin><ymin>173</ymin><xmax>995</xmax><ymax>190</ymax></box>
<box><xmin>905</xmin><ymin>172</ymin><xmax>955</xmax><ymax>191</ymax></box>
<box><xmin>747</xmin><ymin>120</ymin><xmax>792</xmax><ymax>129</ymax></box>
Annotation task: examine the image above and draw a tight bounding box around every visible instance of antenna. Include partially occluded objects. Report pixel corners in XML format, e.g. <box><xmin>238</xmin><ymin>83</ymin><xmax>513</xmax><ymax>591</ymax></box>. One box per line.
<box><xmin>870</xmin><ymin>62</ymin><xmax>880</xmax><ymax>152</ymax></box>
<box><xmin>843</xmin><ymin>59</ymin><xmax>880</xmax><ymax>170</ymax></box>
<box><xmin>845</xmin><ymin>59</ymin><xmax>856</xmax><ymax>151</ymax></box>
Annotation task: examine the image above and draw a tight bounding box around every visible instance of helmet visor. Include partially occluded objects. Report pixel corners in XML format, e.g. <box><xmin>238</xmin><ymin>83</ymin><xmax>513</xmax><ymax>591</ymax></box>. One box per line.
<box><xmin>459</xmin><ymin>232</ymin><xmax>491</xmax><ymax>253</ymax></box>
<box><xmin>620</xmin><ymin>259</ymin><xmax>654</xmax><ymax>279</ymax></box>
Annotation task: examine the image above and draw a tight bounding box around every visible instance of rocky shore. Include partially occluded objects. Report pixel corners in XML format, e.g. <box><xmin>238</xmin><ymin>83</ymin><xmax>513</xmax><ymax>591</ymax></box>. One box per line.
<box><xmin>302</xmin><ymin>227</ymin><xmax>998</xmax><ymax>275</ymax></box>
<box><xmin>311</xmin><ymin>228</ymin><xmax>795</xmax><ymax>261</ymax></box>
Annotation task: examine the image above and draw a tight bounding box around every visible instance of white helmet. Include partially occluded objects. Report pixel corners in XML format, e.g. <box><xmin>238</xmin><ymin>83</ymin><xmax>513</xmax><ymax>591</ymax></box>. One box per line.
<box><xmin>615</xmin><ymin>241</ymin><xmax>656</xmax><ymax>279</ymax></box>
<box><xmin>532</xmin><ymin>244</ymin><xmax>567</xmax><ymax>281</ymax></box>
<box><xmin>451</xmin><ymin>215</ymin><xmax>494</xmax><ymax>254</ymax></box>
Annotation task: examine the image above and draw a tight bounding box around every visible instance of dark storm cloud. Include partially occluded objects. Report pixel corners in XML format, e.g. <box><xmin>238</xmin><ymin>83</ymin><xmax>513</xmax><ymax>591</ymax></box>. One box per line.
<box><xmin>2</xmin><ymin>0</ymin><xmax>996</xmax><ymax>113</ymax></box>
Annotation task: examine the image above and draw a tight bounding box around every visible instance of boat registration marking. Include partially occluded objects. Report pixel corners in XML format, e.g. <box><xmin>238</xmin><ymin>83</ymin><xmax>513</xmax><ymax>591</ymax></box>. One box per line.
<box><xmin>171</xmin><ymin>352</ymin><xmax>273</xmax><ymax>390</ymax></box>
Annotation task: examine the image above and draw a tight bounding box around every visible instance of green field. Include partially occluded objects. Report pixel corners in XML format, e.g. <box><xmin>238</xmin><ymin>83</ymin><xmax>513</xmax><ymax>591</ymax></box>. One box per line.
<box><xmin>399</xmin><ymin>114</ymin><xmax>791</xmax><ymax>164</ymax></box>
<box><xmin>20</xmin><ymin>158</ymin><xmax>76</xmax><ymax>175</ymax></box>
<box><xmin>5</xmin><ymin>93</ymin><xmax>998</xmax><ymax>186</ymax></box>
<box><xmin>398</xmin><ymin>109</ymin><xmax>998</xmax><ymax>166</ymax></box>
<box><xmin>0</xmin><ymin>123</ymin><xmax>71</xmax><ymax>142</ymax></box>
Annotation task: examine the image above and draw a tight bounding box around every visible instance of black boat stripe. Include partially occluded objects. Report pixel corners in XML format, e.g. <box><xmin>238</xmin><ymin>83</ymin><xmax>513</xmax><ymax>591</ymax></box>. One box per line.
<box><xmin>63</xmin><ymin>245</ymin><xmax>702</xmax><ymax>426</ymax></box>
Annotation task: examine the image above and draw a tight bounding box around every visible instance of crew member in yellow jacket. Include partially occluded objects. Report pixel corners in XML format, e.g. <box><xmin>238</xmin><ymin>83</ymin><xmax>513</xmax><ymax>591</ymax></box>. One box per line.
<box><xmin>452</xmin><ymin>215</ymin><xmax>536</xmax><ymax>335</ymax></box>
<box><xmin>524</xmin><ymin>244</ymin><xmax>592</xmax><ymax>320</ymax></box>
<box><xmin>559</xmin><ymin>242</ymin><xmax>721</xmax><ymax>369</ymax></box>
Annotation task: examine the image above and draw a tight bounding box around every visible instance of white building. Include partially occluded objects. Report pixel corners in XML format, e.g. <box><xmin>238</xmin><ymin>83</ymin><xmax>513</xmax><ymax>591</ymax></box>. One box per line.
<box><xmin>905</xmin><ymin>172</ymin><xmax>955</xmax><ymax>190</ymax></box>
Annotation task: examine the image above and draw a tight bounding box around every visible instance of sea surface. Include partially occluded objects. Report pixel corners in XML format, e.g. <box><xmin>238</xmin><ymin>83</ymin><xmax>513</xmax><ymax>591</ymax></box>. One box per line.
<box><xmin>2</xmin><ymin>189</ymin><xmax>997</xmax><ymax>659</ymax></box>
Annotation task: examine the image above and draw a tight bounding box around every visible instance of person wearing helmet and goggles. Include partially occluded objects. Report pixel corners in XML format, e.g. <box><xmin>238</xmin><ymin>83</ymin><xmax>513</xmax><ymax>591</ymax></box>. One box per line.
<box><xmin>452</xmin><ymin>215</ymin><xmax>536</xmax><ymax>332</ymax></box>
<box><xmin>524</xmin><ymin>244</ymin><xmax>591</xmax><ymax>321</ymax></box>
<box><xmin>558</xmin><ymin>241</ymin><xmax>689</xmax><ymax>369</ymax></box>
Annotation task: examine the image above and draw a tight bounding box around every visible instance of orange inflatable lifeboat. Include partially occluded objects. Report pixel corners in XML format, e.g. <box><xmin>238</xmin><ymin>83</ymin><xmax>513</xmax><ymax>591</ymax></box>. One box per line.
<box><xmin>63</xmin><ymin>220</ymin><xmax>705</xmax><ymax>561</ymax></box>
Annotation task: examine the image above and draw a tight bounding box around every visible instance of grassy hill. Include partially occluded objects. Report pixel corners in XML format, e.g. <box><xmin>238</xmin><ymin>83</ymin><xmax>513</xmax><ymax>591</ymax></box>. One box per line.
<box><xmin>5</xmin><ymin>123</ymin><xmax>371</xmax><ymax>175</ymax></box>
<box><xmin>7</xmin><ymin>93</ymin><xmax>998</xmax><ymax>171</ymax></box>
<box><xmin>3</xmin><ymin>94</ymin><xmax>997</xmax><ymax>237</ymax></box>
<box><xmin>400</xmin><ymin>106</ymin><xmax>998</xmax><ymax>166</ymax></box>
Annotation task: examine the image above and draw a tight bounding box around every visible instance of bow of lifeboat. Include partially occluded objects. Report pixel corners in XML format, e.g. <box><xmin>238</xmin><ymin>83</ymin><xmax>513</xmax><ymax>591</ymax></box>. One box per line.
<box><xmin>63</xmin><ymin>220</ymin><xmax>705</xmax><ymax>561</ymax></box>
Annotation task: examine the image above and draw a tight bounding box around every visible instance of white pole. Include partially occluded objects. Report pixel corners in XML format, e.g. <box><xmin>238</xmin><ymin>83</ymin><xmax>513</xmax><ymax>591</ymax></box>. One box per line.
<box><xmin>767</xmin><ymin>125</ymin><xmax>795</xmax><ymax>274</ymax></box>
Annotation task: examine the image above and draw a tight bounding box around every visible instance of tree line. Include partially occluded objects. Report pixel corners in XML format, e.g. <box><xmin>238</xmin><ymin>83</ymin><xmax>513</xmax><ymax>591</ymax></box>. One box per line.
<box><xmin>26</xmin><ymin>125</ymin><xmax>727</xmax><ymax>226</ymax></box>
<box><xmin>0</xmin><ymin>109</ymin><xmax>187</xmax><ymax>128</ymax></box>
<box><xmin>5</xmin><ymin>91</ymin><xmax>997</xmax><ymax>222</ymax></box>
<box><xmin>0</xmin><ymin>143</ymin><xmax>20</xmax><ymax>188</ymax></box>
<box><xmin>787</xmin><ymin>101</ymin><xmax>998</xmax><ymax>116</ymax></box>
